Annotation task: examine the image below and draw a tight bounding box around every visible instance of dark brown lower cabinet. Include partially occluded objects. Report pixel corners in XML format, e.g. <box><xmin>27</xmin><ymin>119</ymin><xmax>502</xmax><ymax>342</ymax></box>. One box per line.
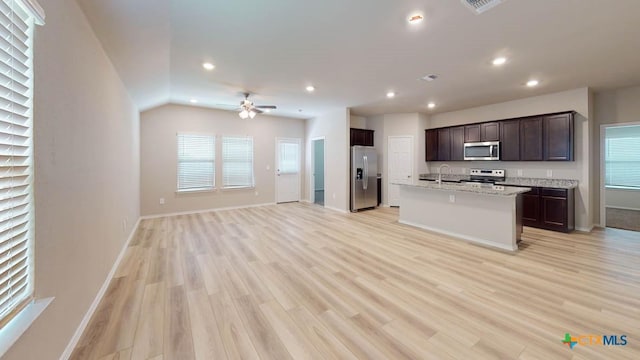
<box><xmin>520</xmin><ymin>187</ymin><xmax>574</xmax><ymax>232</ymax></box>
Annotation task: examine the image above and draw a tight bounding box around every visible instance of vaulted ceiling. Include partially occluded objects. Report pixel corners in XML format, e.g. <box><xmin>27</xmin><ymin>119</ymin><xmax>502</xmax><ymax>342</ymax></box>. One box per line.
<box><xmin>77</xmin><ymin>0</ymin><xmax>640</xmax><ymax>118</ymax></box>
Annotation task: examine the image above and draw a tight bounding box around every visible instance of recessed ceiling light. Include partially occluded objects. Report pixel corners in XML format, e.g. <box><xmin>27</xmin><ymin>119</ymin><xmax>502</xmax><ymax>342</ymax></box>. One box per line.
<box><xmin>428</xmin><ymin>102</ymin><xmax>436</xmax><ymax>109</ymax></box>
<box><xmin>306</xmin><ymin>85</ymin><xmax>315</xmax><ymax>92</ymax></box>
<box><xmin>386</xmin><ymin>91</ymin><xmax>396</xmax><ymax>98</ymax></box>
<box><xmin>202</xmin><ymin>62</ymin><xmax>215</xmax><ymax>71</ymax></box>
<box><xmin>408</xmin><ymin>13</ymin><xmax>424</xmax><ymax>24</ymax></box>
<box><xmin>264</xmin><ymin>109</ymin><xmax>272</xmax><ymax>113</ymax></box>
<box><xmin>189</xmin><ymin>99</ymin><xmax>198</xmax><ymax>103</ymax></box>
<box><xmin>492</xmin><ymin>57</ymin><xmax>507</xmax><ymax>66</ymax></box>
<box><xmin>526</xmin><ymin>79</ymin><xmax>539</xmax><ymax>87</ymax></box>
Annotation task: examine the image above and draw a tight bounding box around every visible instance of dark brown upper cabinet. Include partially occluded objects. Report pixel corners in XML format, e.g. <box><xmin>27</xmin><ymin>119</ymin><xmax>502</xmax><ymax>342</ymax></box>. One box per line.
<box><xmin>500</xmin><ymin>120</ymin><xmax>520</xmax><ymax>161</ymax></box>
<box><xmin>350</xmin><ymin>128</ymin><xmax>374</xmax><ymax>147</ymax></box>
<box><xmin>481</xmin><ymin>122</ymin><xmax>500</xmax><ymax>141</ymax></box>
<box><xmin>465</xmin><ymin>122</ymin><xmax>499</xmax><ymax>142</ymax></box>
<box><xmin>450</xmin><ymin>126</ymin><xmax>465</xmax><ymax>161</ymax></box>
<box><xmin>543</xmin><ymin>113</ymin><xmax>574</xmax><ymax>161</ymax></box>
<box><xmin>425</xmin><ymin>129</ymin><xmax>438</xmax><ymax>161</ymax></box>
<box><xmin>464</xmin><ymin>124</ymin><xmax>481</xmax><ymax>142</ymax></box>
<box><xmin>520</xmin><ymin>117</ymin><xmax>543</xmax><ymax>161</ymax></box>
<box><xmin>437</xmin><ymin>128</ymin><xmax>451</xmax><ymax>161</ymax></box>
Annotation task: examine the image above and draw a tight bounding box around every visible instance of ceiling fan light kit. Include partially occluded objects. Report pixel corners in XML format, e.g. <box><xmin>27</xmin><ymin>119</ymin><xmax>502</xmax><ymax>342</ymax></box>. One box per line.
<box><xmin>236</xmin><ymin>92</ymin><xmax>277</xmax><ymax>119</ymax></box>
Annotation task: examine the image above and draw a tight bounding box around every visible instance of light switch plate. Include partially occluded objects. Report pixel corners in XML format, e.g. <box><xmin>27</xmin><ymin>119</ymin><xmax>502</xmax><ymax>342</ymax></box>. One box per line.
<box><xmin>517</xmin><ymin>169</ymin><xmax>523</xmax><ymax>177</ymax></box>
<box><xmin>546</xmin><ymin>170</ymin><xmax>553</xmax><ymax>178</ymax></box>
<box><xmin>159</xmin><ymin>198</ymin><xmax>165</xmax><ymax>205</ymax></box>
<box><xmin>449</xmin><ymin>194</ymin><xmax>455</xmax><ymax>203</ymax></box>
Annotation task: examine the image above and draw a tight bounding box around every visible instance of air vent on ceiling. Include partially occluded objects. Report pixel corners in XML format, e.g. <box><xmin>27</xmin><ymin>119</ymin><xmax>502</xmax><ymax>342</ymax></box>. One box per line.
<box><xmin>461</xmin><ymin>0</ymin><xmax>504</xmax><ymax>14</ymax></box>
<box><xmin>421</xmin><ymin>74</ymin><xmax>439</xmax><ymax>82</ymax></box>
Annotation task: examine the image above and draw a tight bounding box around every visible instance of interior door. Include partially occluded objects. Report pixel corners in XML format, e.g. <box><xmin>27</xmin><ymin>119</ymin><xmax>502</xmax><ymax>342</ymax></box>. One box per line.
<box><xmin>388</xmin><ymin>136</ymin><xmax>413</xmax><ymax>207</ymax></box>
<box><xmin>276</xmin><ymin>138</ymin><xmax>301</xmax><ymax>203</ymax></box>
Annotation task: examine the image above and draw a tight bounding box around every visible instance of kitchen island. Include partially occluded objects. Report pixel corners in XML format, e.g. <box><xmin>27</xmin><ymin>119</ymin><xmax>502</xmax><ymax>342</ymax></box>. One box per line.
<box><xmin>397</xmin><ymin>181</ymin><xmax>530</xmax><ymax>251</ymax></box>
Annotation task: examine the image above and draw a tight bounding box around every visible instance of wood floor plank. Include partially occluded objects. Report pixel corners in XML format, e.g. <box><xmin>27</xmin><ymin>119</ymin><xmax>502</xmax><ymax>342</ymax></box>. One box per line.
<box><xmin>72</xmin><ymin>203</ymin><xmax>640</xmax><ymax>360</ymax></box>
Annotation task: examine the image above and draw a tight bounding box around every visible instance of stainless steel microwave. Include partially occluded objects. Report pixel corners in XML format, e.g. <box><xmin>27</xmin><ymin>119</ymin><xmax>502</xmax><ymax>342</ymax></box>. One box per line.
<box><xmin>464</xmin><ymin>141</ymin><xmax>500</xmax><ymax>161</ymax></box>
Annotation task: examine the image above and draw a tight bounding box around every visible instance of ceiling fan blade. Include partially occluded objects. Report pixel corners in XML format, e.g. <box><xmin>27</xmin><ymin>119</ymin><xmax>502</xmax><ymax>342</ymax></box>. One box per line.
<box><xmin>252</xmin><ymin>108</ymin><xmax>264</xmax><ymax>114</ymax></box>
<box><xmin>255</xmin><ymin>105</ymin><xmax>277</xmax><ymax>109</ymax></box>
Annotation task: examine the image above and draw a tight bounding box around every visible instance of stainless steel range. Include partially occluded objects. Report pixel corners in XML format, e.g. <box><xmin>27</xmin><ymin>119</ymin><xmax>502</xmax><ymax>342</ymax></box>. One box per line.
<box><xmin>464</xmin><ymin>169</ymin><xmax>506</xmax><ymax>184</ymax></box>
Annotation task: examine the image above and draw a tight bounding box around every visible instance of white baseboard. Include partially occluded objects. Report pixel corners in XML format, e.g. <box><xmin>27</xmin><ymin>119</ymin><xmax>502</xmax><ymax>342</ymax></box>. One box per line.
<box><xmin>59</xmin><ymin>217</ymin><xmax>141</xmax><ymax>360</ymax></box>
<box><xmin>324</xmin><ymin>205</ymin><xmax>349</xmax><ymax>214</ymax></box>
<box><xmin>140</xmin><ymin>202</ymin><xmax>276</xmax><ymax>220</ymax></box>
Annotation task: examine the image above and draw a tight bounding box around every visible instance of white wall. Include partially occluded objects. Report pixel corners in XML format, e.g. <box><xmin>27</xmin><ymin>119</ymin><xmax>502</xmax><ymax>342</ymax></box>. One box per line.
<box><xmin>427</xmin><ymin>88</ymin><xmax>593</xmax><ymax>231</ymax></box>
<box><xmin>606</xmin><ymin>188</ymin><xmax>640</xmax><ymax>211</ymax></box>
<box><xmin>140</xmin><ymin>104</ymin><xmax>305</xmax><ymax>216</ymax></box>
<box><xmin>305</xmin><ymin>109</ymin><xmax>350</xmax><ymax>212</ymax></box>
<box><xmin>5</xmin><ymin>0</ymin><xmax>140</xmax><ymax>358</ymax></box>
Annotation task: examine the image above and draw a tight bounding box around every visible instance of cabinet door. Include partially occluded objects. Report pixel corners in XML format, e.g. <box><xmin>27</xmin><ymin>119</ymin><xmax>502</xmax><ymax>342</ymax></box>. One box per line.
<box><xmin>541</xmin><ymin>196</ymin><xmax>568</xmax><ymax>231</ymax></box>
<box><xmin>522</xmin><ymin>189</ymin><xmax>541</xmax><ymax>227</ymax></box>
<box><xmin>437</xmin><ymin>128</ymin><xmax>451</xmax><ymax>161</ymax></box>
<box><xmin>520</xmin><ymin>117</ymin><xmax>543</xmax><ymax>161</ymax></box>
<box><xmin>464</xmin><ymin>124</ymin><xmax>481</xmax><ymax>143</ymax></box>
<box><xmin>481</xmin><ymin>122</ymin><xmax>500</xmax><ymax>141</ymax></box>
<box><xmin>425</xmin><ymin>129</ymin><xmax>438</xmax><ymax>161</ymax></box>
<box><xmin>364</xmin><ymin>130</ymin><xmax>374</xmax><ymax>146</ymax></box>
<box><xmin>450</xmin><ymin>126</ymin><xmax>465</xmax><ymax>161</ymax></box>
<box><xmin>544</xmin><ymin>113</ymin><xmax>573</xmax><ymax>161</ymax></box>
<box><xmin>500</xmin><ymin>120</ymin><xmax>520</xmax><ymax>161</ymax></box>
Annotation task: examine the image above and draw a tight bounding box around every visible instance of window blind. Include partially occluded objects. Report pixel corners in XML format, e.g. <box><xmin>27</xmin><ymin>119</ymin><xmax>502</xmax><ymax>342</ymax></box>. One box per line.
<box><xmin>605</xmin><ymin>126</ymin><xmax>640</xmax><ymax>188</ymax></box>
<box><xmin>177</xmin><ymin>134</ymin><xmax>215</xmax><ymax>190</ymax></box>
<box><xmin>279</xmin><ymin>142</ymin><xmax>299</xmax><ymax>174</ymax></box>
<box><xmin>0</xmin><ymin>0</ymin><xmax>35</xmax><ymax>325</ymax></box>
<box><xmin>222</xmin><ymin>136</ymin><xmax>254</xmax><ymax>188</ymax></box>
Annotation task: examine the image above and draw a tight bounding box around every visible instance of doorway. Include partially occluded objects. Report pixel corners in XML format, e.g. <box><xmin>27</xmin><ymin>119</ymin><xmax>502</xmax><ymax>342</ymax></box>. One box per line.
<box><xmin>312</xmin><ymin>138</ymin><xmax>325</xmax><ymax>206</ymax></box>
<box><xmin>600</xmin><ymin>123</ymin><xmax>640</xmax><ymax>231</ymax></box>
<box><xmin>387</xmin><ymin>136</ymin><xmax>414</xmax><ymax>207</ymax></box>
<box><xmin>276</xmin><ymin>138</ymin><xmax>301</xmax><ymax>203</ymax></box>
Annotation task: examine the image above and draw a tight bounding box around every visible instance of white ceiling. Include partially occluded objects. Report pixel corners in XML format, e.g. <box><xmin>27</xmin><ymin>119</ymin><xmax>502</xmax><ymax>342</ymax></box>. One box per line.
<box><xmin>77</xmin><ymin>0</ymin><xmax>640</xmax><ymax>119</ymax></box>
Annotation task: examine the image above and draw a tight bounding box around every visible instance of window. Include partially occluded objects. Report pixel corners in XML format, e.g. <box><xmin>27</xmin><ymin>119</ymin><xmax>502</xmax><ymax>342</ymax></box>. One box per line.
<box><xmin>278</xmin><ymin>142</ymin><xmax>300</xmax><ymax>174</ymax></box>
<box><xmin>605</xmin><ymin>125</ymin><xmax>640</xmax><ymax>189</ymax></box>
<box><xmin>222</xmin><ymin>136</ymin><xmax>254</xmax><ymax>188</ymax></box>
<box><xmin>177</xmin><ymin>134</ymin><xmax>215</xmax><ymax>191</ymax></box>
<box><xmin>0</xmin><ymin>0</ymin><xmax>42</xmax><ymax>326</ymax></box>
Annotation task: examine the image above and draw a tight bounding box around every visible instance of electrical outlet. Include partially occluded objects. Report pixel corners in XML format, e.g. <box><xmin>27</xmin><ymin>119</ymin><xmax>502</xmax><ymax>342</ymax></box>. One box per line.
<box><xmin>449</xmin><ymin>194</ymin><xmax>455</xmax><ymax>203</ymax></box>
<box><xmin>159</xmin><ymin>197</ymin><xmax>165</xmax><ymax>205</ymax></box>
<box><xmin>266</xmin><ymin>165</ymin><xmax>270</xmax><ymax>170</ymax></box>
<box><xmin>332</xmin><ymin>193</ymin><xmax>336</xmax><ymax>199</ymax></box>
<box><xmin>546</xmin><ymin>170</ymin><xmax>553</xmax><ymax>178</ymax></box>
<box><xmin>255</xmin><ymin>191</ymin><xmax>259</xmax><ymax>196</ymax></box>
<box><xmin>517</xmin><ymin>169</ymin><xmax>523</xmax><ymax>177</ymax></box>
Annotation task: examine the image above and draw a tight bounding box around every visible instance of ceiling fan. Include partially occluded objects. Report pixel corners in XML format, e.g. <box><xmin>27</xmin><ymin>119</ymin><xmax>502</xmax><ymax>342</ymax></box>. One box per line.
<box><xmin>237</xmin><ymin>92</ymin><xmax>277</xmax><ymax>119</ymax></box>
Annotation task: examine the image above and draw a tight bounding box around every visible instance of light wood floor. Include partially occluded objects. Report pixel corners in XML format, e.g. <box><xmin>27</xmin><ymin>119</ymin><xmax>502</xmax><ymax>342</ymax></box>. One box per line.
<box><xmin>70</xmin><ymin>203</ymin><xmax>640</xmax><ymax>360</ymax></box>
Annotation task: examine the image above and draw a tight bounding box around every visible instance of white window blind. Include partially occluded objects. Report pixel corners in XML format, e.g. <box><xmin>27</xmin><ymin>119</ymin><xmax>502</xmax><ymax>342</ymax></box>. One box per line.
<box><xmin>177</xmin><ymin>134</ymin><xmax>215</xmax><ymax>190</ymax></box>
<box><xmin>223</xmin><ymin>136</ymin><xmax>254</xmax><ymax>188</ymax></box>
<box><xmin>279</xmin><ymin>142</ymin><xmax>299</xmax><ymax>174</ymax></box>
<box><xmin>605</xmin><ymin>125</ymin><xmax>640</xmax><ymax>189</ymax></box>
<box><xmin>0</xmin><ymin>0</ymin><xmax>35</xmax><ymax>326</ymax></box>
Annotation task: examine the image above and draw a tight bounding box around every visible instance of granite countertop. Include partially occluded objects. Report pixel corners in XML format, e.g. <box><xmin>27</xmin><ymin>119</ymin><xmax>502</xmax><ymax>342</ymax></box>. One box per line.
<box><xmin>396</xmin><ymin>181</ymin><xmax>531</xmax><ymax>197</ymax></box>
<box><xmin>418</xmin><ymin>174</ymin><xmax>579</xmax><ymax>189</ymax></box>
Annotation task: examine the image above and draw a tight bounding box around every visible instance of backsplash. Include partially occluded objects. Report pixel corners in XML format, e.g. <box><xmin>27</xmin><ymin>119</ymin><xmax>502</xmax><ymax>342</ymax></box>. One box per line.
<box><xmin>426</xmin><ymin>161</ymin><xmax>581</xmax><ymax>180</ymax></box>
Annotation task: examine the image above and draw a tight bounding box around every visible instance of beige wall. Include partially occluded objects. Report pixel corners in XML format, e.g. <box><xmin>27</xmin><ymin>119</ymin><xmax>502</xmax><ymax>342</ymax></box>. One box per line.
<box><xmin>594</xmin><ymin>85</ymin><xmax>640</xmax><ymax>220</ymax></box>
<box><xmin>5</xmin><ymin>0</ymin><xmax>140</xmax><ymax>358</ymax></box>
<box><xmin>363</xmin><ymin>113</ymin><xmax>428</xmax><ymax>206</ymax></box>
<box><xmin>305</xmin><ymin>108</ymin><xmax>350</xmax><ymax>212</ymax></box>
<box><xmin>427</xmin><ymin>88</ymin><xmax>593</xmax><ymax>230</ymax></box>
<box><xmin>350</xmin><ymin>115</ymin><xmax>366</xmax><ymax>129</ymax></box>
<box><xmin>140</xmin><ymin>104</ymin><xmax>305</xmax><ymax>216</ymax></box>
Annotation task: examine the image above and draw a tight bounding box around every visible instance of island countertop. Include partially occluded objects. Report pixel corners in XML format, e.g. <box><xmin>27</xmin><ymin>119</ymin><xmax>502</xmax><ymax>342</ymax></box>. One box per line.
<box><xmin>417</xmin><ymin>174</ymin><xmax>578</xmax><ymax>189</ymax></box>
<box><xmin>395</xmin><ymin>181</ymin><xmax>531</xmax><ymax>197</ymax></box>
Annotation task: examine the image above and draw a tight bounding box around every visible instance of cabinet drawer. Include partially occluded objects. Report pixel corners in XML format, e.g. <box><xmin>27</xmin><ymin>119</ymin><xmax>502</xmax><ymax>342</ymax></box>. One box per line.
<box><xmin>541</xmin><ymin>188</ymin><xmax>567</xmax><ymax>198</ymax></box>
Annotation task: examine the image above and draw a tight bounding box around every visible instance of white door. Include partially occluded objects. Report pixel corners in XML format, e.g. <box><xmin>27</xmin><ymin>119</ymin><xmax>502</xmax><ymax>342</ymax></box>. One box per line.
<box><xmin>388</xmin><ymin>136</ymin><xmax>413</xmax><ymax>207</ymax></box>
<box><xmin>276</xmin><ymin>138</ymin><xmax>301</xmax><ymax>203</ymax></box>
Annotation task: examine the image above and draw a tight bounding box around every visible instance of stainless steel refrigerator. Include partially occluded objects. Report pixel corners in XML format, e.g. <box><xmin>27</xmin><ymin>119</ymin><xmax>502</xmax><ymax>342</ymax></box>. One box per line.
<box><xmin>351</xmin><ymin>146</ymin><xmax>378</xmax><ymax>212</ymax></box>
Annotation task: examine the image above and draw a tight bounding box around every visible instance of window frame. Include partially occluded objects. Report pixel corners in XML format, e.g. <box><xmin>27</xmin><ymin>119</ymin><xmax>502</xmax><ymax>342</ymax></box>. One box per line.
<box><xmin>604</xmin><ymin>125</ymin><xmax>640</xmax><ymax>190</ymax></box>
<box><xmin>221</xmin><ymin>136</ymin><xmax>255</xmax><ymax>189</ymax></box>
<box><xmin>176</xmin><ymin>132</ymin><xmax>216</xmax><ymax>192</ymax></box>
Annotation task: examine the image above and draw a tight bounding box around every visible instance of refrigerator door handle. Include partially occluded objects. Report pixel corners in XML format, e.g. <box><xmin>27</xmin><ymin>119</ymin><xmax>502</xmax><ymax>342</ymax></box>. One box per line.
<box><xmin>362</xmin><ymin>155</ymin><xmax>368</xmax><ymax>190</ymax></box>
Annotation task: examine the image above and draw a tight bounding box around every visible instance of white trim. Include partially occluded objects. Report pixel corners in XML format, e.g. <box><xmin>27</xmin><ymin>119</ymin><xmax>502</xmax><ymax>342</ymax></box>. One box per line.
<box><xmin>399</xmin><ymin>219</ymin><xmax>518</xmax><ymax>252</ymax></box>
<box><xmin>599</xmin><ymin>121</ymin><xmax>640</xmax><ymax>227</ymax></box>
<box><xmin>175</xmin><ymin>187</ymin><xmax>216</xmax><ymax>194</ymax></box>
<box><xmin>605</xmin><ymin>205</ymin><xmax>640</xmax><ymax>212</ymax></box>
<box><xmin>0</xmin><ymin>297</ymin><xmax>53</xmax><ymax>358</ymax></box>
<box><xmin>17</xmin><ymin>0</ymin><xmax>45</xmax><ymax>25</ymax></box>
<box><xmin>59</xmin><ymin>217</ymin><xmax>142</xmax><ymax>360</ymax></box>
<box><xmin>140</xmin><ymin>202</ymin><xmax>277</xmax><ymax>220</ymax></box>
<box><xmin>324</xmin><ymin>205</ymin><xmax>348</xmax><ymax>214</ymax></box>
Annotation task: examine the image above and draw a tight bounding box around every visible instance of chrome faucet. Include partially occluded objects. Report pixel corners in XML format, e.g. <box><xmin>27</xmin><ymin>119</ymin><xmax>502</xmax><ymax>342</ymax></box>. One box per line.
<box><xmin>437</xmin><ymin>164</ymin><xmax>450</xmax><ymax>184</ymax></box>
